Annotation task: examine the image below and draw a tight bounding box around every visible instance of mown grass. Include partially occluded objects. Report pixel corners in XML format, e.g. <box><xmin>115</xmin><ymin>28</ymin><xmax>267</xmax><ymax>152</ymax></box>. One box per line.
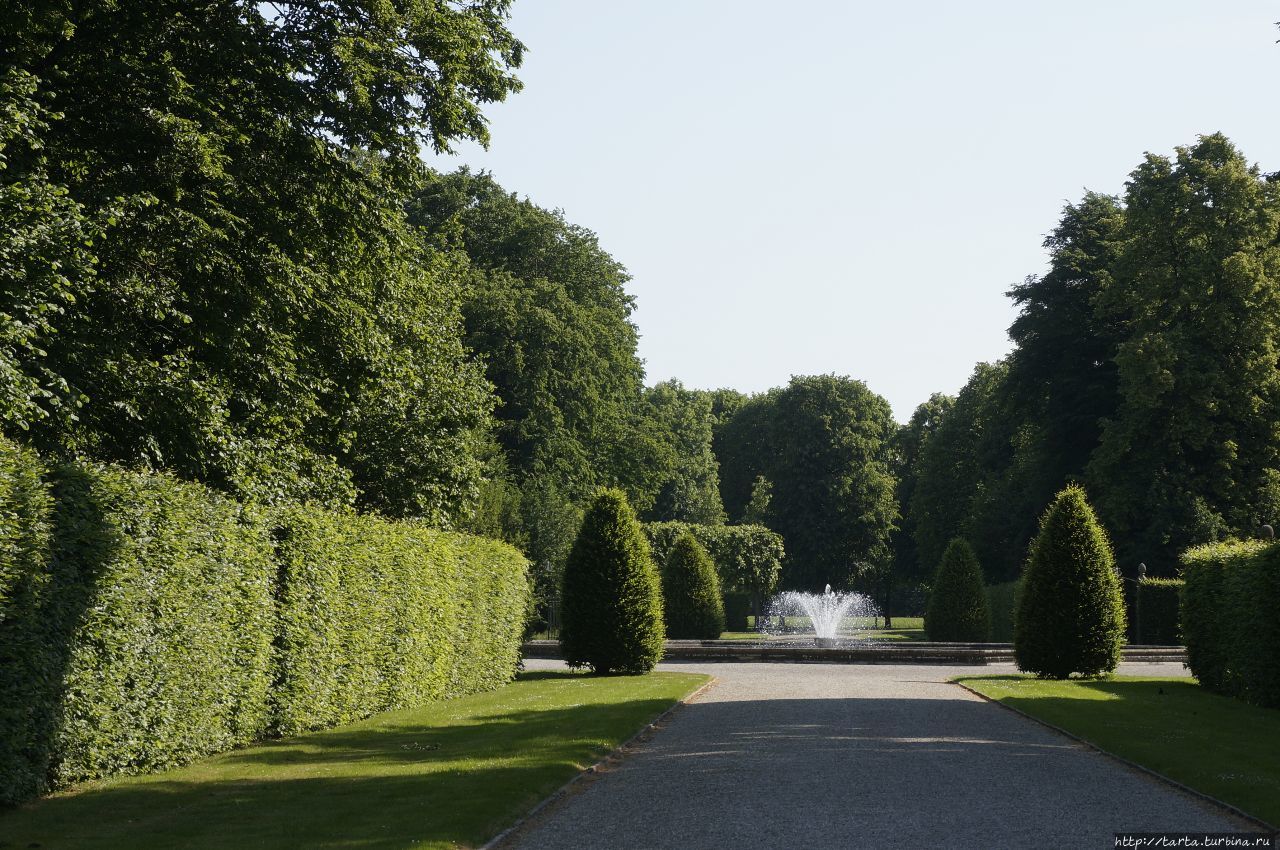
<box><xmin>957</xmin><ymin>675</ymin><xmax>1280</xmax><ymax>827</ymax></box>
<box><xmin>0</xmin><ymin>670</ymin><xmax>709</xmax><ymax>850</ymax></box>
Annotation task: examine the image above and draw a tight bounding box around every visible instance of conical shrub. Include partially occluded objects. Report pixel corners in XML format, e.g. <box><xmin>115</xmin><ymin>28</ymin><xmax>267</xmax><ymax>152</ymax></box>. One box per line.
<box><xmin>925</xmin><ymin>538</ymin><xmax>991</xmax><ymax>642</ymax></box>
<box><xmin>560</xmin><ymin>489</ymin><xmax>665</xmax><ymax>673</ymax></box>
<box><xmin>662</xmin><ymin>533</ymin><xmax>725</xmax><ymax>640</ymax></box>
<box><xmin>1015</xmin><ymin>485</ymin><xmax>1126</xmax><ymax>678</ymax></box>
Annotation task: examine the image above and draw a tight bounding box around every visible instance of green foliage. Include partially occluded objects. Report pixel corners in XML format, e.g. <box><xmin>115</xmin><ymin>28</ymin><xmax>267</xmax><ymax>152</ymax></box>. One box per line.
<box><xmin>661</xmin><ymin>534</ymin><xmax>724</xmax><ymax>639</ymax></box>
<box><xmin>407</xmin><ymin>170</ymin><xmax>664</xmax><ymax>514</ymax></box>
<box><xmin>2</xmin><ymin>2</ymin><xmax>518</xmax><ymax>518</ymax></box>
<box><xmin>560</xmin><ymin>490</ymin><xmax>664</xmax><ymax>674</ymax></box>
<box><xmin>910</xmin><ymin>363</ymin><xmax>1024</xmax><ymax>583</ymax></box>
<box><xmin>1015</xmin><ymin>486</ymin><xmax>1126</xmax><ymax>678</ymax></box>
<box><xmin>272</xmin><ymin>507</ymin><xmax>529</xmax><ymax>735</ymax></box>
<box><xmin>0</xmin><ymin>437</ymin><xmax>529</xmax><ymax>804</ymax></box>
<box><xmin>985</xmin><ymin>579</ymin><xmax>1022</xmax><ymax>643</ymax></box>
<box><xmin>1181</xmin><ymin>541</ymin><xmax>1280</xmax><ymax>707</ymax></box>
<box><xmin>1087</xmin><ymin>135</ymin><xmax>1280</xmax><ymax>569</ymax></box>
<box><xmin>891</xmin><ymin>394</ymin><xmax>954</xmax><ymax>592</ymax></box>
<box><xmin>714</xmin><ymin>375</ymin><xmax>898</xmax><ymax>590</ymax></box>
<box><xmin>0</xmin><ymin>454</ymin><xmax>277</xmax><ymax>804</ymax></box>
<box><xmin>1135</xmin><ymin>577</ymin><xmax>1183</xmax><ymax>645</ymax></box>
<box><xmin>643</xmin><ymin>522</ymin><xmax>784</xmax><ymax>601</ymax></box>
<box><xmin>641</xmin><ymin>381</ymin><xmax>726</xmax><ymax>525</ymax></box>
<box><xmin>925</xmin><ymin>539</ymin><xmax>991</xmax><ymax>642</ymax></box>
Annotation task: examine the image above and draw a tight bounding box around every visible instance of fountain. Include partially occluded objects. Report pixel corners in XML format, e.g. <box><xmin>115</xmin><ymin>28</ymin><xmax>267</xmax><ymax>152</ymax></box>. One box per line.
<box><xmin>766</xmin><ymin>584</ymin><xmax>880</xmax><ymax>647</ymax></box>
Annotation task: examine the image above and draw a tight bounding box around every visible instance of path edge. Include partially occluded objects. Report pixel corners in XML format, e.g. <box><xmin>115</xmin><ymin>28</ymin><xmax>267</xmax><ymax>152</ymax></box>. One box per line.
<box><xmin>953</xmin><ymin>679</ymin><xmax>1277</xmax><ymax>833</ymax></box>
<box><xmin>479</xmin><ymin>674</ymin><xmax>718</xmax><ymax>850</ymax></box>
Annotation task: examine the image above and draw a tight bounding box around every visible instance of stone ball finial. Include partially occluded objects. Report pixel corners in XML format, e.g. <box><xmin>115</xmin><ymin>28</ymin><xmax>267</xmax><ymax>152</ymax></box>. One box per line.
<box><xmin>1261</xmin><ymin>524</ymin><xmax>1275</xmax><ymax>541</ymax></box>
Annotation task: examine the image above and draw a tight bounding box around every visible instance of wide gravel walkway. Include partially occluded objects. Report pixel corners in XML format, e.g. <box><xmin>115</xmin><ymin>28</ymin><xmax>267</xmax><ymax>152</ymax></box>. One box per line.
<box><xmin>506</xmin><ymin>659</ymin><xmax>1249</xmax><ymax>849</ymax></box>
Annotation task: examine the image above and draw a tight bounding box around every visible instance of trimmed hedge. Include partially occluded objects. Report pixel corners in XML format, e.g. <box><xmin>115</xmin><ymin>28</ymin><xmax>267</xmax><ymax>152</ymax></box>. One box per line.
<box><xmin>985</xmin><ymin>579</ymin><xmax>1021</xmax><ymax>643</ymax></box>
<box><xmin>1134</xmin><ymin>577</ymin><xmax>1183</xmax><ymax>646</ymax></box>
<box><xmin>273</xmin><ymin>507</ymin><xmax>529</xmax><ymax>734</ymax></box>
<box><xmin>925</xmin><ymin>538</ymin><xmax>990</xmax><ymax>642</ymax></box>
<box><xmin>662</xmin><ymin>533</ymin><xmax>725</xmax><ymax>639</ymax></box>
<box><xmin>1</xmin><ymin>461</ymin><xmax>277</xmax><ymax>803</ymax></box>
<box><xmin>0</xmin><ymin>437</ymin><xmax>529</xmax><ymax>804</ymax></box>
<box><xmin>562</xmin><ymin>490</ymin><xmax>664</xmax><ymax>674</ymax></box>
<box><xmin>1014</xmin><ymin>486</ymin><xmax>1126</xmax><ymax>679</ymax></box>
<box><xmin>1181</xmin><ymin>540</ymin><xmax>1280</xmax><ymax>707</ymax></box>
<box><xmin>643</xmin><ymin>522</ymin><xmax>783</xmax><ymax>601</ymax></box>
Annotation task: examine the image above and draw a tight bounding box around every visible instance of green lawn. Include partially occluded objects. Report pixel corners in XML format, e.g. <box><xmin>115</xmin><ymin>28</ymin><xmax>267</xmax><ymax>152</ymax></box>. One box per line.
<box><xmin>958</xmin><ymin>675</ymin><xmax>1280</xmax><ymax>827</ymax></box>
<box><xmin>0</xmin><ymin>670</ymin><xmax>709</xmax><ymax>850</ymax></box>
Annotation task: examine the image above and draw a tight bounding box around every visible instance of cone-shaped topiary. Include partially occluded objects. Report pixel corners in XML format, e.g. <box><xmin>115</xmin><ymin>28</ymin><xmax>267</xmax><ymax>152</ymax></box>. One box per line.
<box><xmin>662</xmin><ymin>533</ymin><xmax>725</xmax><ymax>639</ymax></box>
<box><xmin>560</xmin><ymin>489</ymin><xmax>665</xmax><ymax>673</ymax></box>
<box><xmin>925</xmin><ymin>538</ymin><xmax>991</xmax><ymax>642</ymax></box>
<box><xmin>1015</xmin><ymin>485</ymin><xmax>1126</xmax><ymax>678</ymax></box>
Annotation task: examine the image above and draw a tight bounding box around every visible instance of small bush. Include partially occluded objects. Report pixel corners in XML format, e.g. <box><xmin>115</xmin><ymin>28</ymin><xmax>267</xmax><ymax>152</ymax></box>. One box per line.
<box><xmin>985</xmin><ymin>579</ymin><xmax>1022</xmax><ymax>642</ymax></box>
<box><xmin>1015</xmin><ymin>485</ymin><xmax>1126</xmax><ymax>679</ymax></box>
<box><xmin>925</xmin><ymin>539</ymin><xmax>991</xmax><ymax>642</ymax></box>
<box><xmin>562</xmin><ymin>490</ymin><xmax>664</xmax><ymax>673</ymax></box>
<box><xmin>1135</xmin><ymin>577</ymin><xmax>1183</xmax><ymax>645</ymax></box>
<box><xmin>662</xmin><ymin>533</ymin><xmax>725</xmax><ymax>639</ymax></box>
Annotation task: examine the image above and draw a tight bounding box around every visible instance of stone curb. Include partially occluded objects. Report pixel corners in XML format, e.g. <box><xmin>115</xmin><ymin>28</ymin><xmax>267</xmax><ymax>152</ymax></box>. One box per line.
<box><xmin>953</xmin><ymin>680</ymin><xmax>1277</xmax><ymax>834</ymax></box>
<box><xmin>523</xmin><ymin>640</ymin><xmax>1187</xmax><ymax>666</ymax></box>
<box><xmin>479</xmin><ymin>675</ymin><xmax>718</xmax><ymax>850</ymax></box>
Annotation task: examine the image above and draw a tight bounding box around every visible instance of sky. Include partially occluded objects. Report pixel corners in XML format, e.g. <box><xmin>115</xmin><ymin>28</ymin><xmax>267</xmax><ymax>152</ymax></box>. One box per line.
<box><xmin>430</xmin><ymin>2</ymin><xmax>1280</xmax><ymax>421</ymax></box>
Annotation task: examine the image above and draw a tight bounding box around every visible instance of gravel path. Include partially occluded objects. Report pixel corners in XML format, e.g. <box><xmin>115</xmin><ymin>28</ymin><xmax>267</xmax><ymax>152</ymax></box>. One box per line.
<box><xmin>505</xmin><ymin>659</ymin><xmax>1250</xmax><ymax>849</ymax></box>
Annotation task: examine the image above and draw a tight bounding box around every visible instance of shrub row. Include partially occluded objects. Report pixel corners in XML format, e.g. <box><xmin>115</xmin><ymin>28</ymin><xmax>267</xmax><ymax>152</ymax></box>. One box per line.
<box><xmin>1134</xmin><ymin>577</ymin><xmax>1183</xmax><ymax>645</ymax></box>
<box><xmin>1181</xmin><ymin>541</ymin><xmax>1280</xmax><ymax>707</ymax></box>
<box><xmin>0</xmin><ymin>439</ymin><xmax>528</xmax><ymax>804</ymax></box>
<box><xmin>642</xmin><ymin>522</ymin><xmax>783</xmax><ymax>600</ymax></box>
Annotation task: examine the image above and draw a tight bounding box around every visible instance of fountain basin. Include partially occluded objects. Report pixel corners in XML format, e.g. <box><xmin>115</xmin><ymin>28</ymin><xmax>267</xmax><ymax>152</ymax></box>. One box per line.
<box><xmin>814</xmin><ymin>637</ymin><xmax>839</xmax><ymax>648</ymax></box>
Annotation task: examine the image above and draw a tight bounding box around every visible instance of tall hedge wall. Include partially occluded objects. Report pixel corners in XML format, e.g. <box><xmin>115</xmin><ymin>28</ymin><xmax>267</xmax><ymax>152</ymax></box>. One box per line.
<box><xmin>0</xmin><ymin>438</ymin><xmax>529</xmax><ymax>804</ymax></box>
<box><xmin>273</xmin><ymin>508</ymin><xmax>529</xmax><ymax>734</ymax></box>
<box><xmin>1181</xmin><ymin>540</ymin><xmax>1280</xmax><ymax>708</ymax></box>
<box><xmin>643</xmin><ymin>522</ymin><xmax>783</xmax><ymax>599</ymax></box>
<box><xmin>1134</xmin><ymin>577</ymin><xmax>1183</xmax><ymax>646</ymax></box>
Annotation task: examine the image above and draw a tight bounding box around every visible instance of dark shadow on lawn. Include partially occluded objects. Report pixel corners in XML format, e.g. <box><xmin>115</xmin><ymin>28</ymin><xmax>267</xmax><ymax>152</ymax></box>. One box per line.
<box><xmin>0</xmin><ymin>696</ymin><xmax>680</xmax><ymax>850</ymax></box>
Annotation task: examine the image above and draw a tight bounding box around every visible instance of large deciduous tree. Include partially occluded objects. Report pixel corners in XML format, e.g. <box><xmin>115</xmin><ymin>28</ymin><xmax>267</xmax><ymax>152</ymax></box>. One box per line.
<box><xmin>1</xmin><ymin>1</ymin><xmax>525</xmax><ymax>521</ymax></box>
<box><xmin>1087</xmin><ymin>134</ymin><xmax>1280</xmax><ymax>571</ymax></box>
<box><xmin>715</xmin><ymin>375</ymin><xmax>898</xmax><ymax>591</ymax></box>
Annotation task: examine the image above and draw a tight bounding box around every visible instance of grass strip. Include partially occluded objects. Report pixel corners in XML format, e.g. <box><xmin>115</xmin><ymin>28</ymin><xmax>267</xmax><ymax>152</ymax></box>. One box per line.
<box><xmin>0</xmin><ymin>669</ymin><xmax>709</xmax><ymax>849</ymax></box>
<box><xmin>957</xmin><ymin>675</ymin><xmax>1280</xmax><ymax>827</ymax></box>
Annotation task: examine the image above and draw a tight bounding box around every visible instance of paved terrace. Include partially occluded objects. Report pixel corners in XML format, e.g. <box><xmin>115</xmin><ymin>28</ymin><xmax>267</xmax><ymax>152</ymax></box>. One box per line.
<box><xmin>505</xmin><ymin>659</ymin><xmax>1249</xmax><ymax>849</ymax></box>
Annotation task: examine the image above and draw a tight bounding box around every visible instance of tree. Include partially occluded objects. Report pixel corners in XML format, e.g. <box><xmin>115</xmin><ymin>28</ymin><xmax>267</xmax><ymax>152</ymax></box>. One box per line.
<box><xmin>716</xmin><ymin>376</ymin><xmax>898</xmax><ymax>590</ymax></box>
<box><xmin>560</xmin><ymin>489</ymin><xmax>664</xmax><ymax>674</ymax></box>
<box><xmin>407</xmin><ymin>169</ymin><xmax>667</xmax><ymax>515</ymax></box>
<box><xmin>911</xmin><ymin>363</ymin><xmax>1018</xmax><ymax>581</ymax></box>
<box><xmin>1015</xmin><ymin>486</ymin><xmax>1126</xmax><ymax>678</ymax></box>
<box><xmin>890</xmin><ymin>394</ymin><xmax>954</xmax><ymax>609</ymax></box>
<box><xmin>924</xmin><ymin>539</ymin><xmax>990</xmax><ymax>642</ymax></box>
<box><xmin>642</xmin><ymin>380</ymin><xmax>726</xmax><ymax>525</ymax></box>
<box><xmin>2</xmin><ymin>1</ymin><xmax>523</xmax><ymax>520</ymax></box>
<box><xmin>661</xmin><ymin>533</ymin><xmax>724</xmax><ymax>640</ymax></box>
<box><xmin>1087</xmin><ymin>135</ymin><xmax>1280</xmax><ymax>572</ymax></box>
<box><xmin>742</xmin><ymin>475</ymin><xmax>773</xmax><ymax>526</ymax></box>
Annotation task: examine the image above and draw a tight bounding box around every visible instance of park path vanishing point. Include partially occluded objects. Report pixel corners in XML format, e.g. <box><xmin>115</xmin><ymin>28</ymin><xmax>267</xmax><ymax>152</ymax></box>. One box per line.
<box><xmin>505</xmin><ymin>659</ymin><xmax>1249</xmax><ymax>850</ymax></box>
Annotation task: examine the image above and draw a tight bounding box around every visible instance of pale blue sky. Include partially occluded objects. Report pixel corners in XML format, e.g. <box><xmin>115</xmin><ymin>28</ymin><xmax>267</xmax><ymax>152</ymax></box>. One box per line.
<box><xmin>431</xmin><ymin>2</ymin><xmax>1280</xmax><ymax>421</ymax></box>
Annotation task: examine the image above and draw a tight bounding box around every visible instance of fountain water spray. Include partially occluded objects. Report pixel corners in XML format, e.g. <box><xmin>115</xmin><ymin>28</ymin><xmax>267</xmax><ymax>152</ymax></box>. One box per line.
<box><xmin>766</xmin><ymin>584</ymin><xmax>880</xmax><ymax>646</ymax></box>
